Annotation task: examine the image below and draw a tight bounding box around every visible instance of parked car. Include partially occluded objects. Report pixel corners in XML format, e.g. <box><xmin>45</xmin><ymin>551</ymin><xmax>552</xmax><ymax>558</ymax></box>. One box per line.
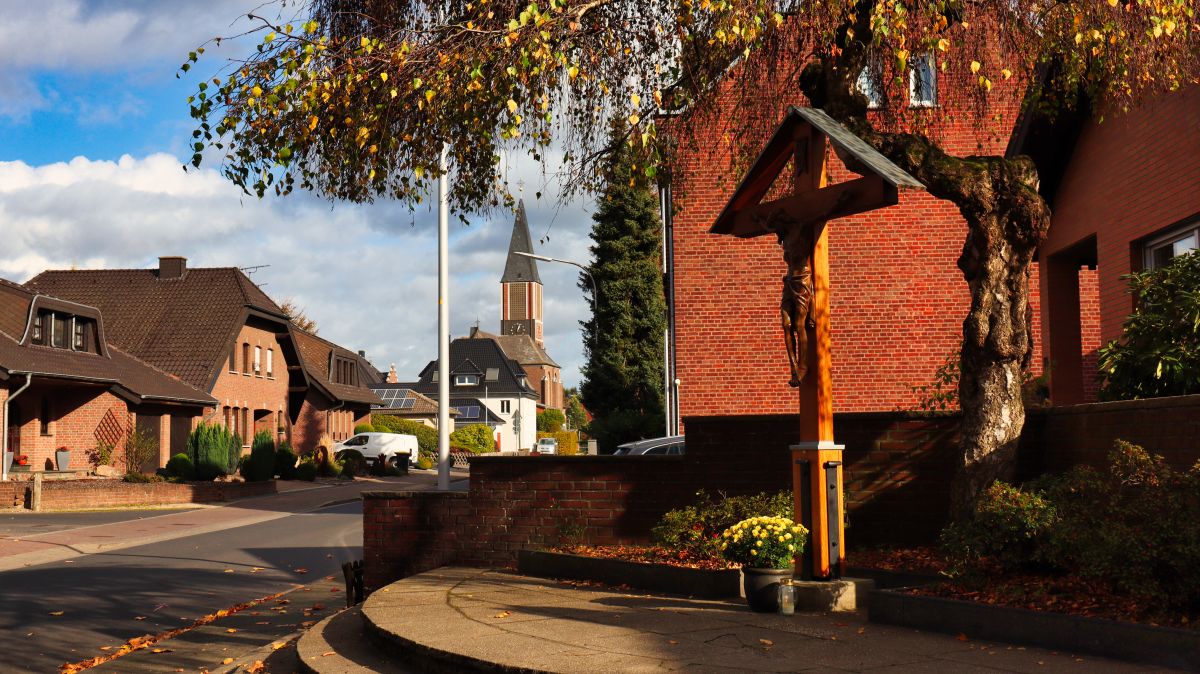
<box><xmin>612</xmin><ymin>435</ymin><xmax>685</xmax><ymax>456</ymax></box>
<box><xmin>333</xmin><ymin>432</ymin><xmax>418</xmax><ymax>468</ymax></box>
<box><xmin>535</xmin><ymin>437</ymin><xmax>558</xmax><ymax>455</ymax></box>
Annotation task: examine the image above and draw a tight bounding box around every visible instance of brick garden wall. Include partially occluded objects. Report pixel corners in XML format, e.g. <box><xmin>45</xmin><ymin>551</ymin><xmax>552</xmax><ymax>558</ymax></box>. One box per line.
<box><xmin>363</xmin><ymin>395</ymin><xmax>1200</xmax><ymax>589</ymax></box>
<box><xmin>29</xmin><ymin>478</ymin><xmax>277</xmax><ymax>511</ymax></box>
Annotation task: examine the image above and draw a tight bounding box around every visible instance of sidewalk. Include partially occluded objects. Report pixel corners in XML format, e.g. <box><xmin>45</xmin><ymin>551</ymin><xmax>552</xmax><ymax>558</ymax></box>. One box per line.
<box><xmin>345</xmin><ymin>568</ymin><xmax>1159</xmax><ymax>673</ymax></box>
<box><xmin>0</xmin><ymin>471</ymin><xmax>467</xmax><ymax>572</ymax></box>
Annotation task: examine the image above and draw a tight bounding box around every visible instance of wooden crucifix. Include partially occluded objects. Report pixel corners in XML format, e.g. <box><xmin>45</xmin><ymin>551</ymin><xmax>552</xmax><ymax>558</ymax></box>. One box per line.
<box><xmin>711</xmin><ymin>107</ymin><xmax>924</xmax><ymax>579</ymax></box>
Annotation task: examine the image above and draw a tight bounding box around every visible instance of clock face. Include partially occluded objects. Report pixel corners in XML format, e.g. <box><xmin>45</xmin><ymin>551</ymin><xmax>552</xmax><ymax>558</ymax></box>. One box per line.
<box><xmin>507</xmin><ymin>322</ymin><xmax>526</xmax><ymax>335</ymax></box>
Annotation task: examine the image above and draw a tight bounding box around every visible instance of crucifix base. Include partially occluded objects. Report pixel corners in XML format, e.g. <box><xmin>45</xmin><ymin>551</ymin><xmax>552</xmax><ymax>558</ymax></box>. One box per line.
<box><xmin>791</xmin><ymin>443</ymin><xmax>845</xmax><ymax>580</ymax></box>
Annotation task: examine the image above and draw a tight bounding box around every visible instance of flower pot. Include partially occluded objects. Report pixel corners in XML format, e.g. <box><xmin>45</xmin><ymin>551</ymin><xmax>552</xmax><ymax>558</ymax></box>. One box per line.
<box><xmin>742</xmin><ymin>567</ymin><xmax>792</xmax><ymax>613</ymax></box>
<box><xmin>56</xmin><ymin>449</ymin><xmax>71</xmax><ymax>471</ymax></box>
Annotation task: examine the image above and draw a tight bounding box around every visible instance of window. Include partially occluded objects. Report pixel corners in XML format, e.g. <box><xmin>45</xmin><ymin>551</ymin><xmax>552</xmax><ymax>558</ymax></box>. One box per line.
<box><xmin>72</xmin><ymin>318</ymin><xmax>86</xmax><ymax>350</ymax></box>
<box><xmin>224</xmin><ymin>406</ymin><xmax>231</xmax><ymax>430</ymax></box>
<box><xmin>40</xmin><ymin>398</ymin><xmax>51</xmax><ymax>436</ymax></box>
<box><xmin>500</xmin><ymin>400</ymin><xmax>511</xmax><ymax>414</ymax></box>
<box><xmin>455</xmin><ymin>374</ymin><xmax>480</xmax><ymax>386</ymax></box>
<box><xmin>241</xmin><ymin>408</ymin><xmax>250</xmax><ymax>442</ymax></box>
<box><xmin>242</xmin><ymin>343</ymin><xmax>251</xmax><ymax>374</ymax></box>
<box><xmin>31</xmin><ymin>313</ymin><xmax>44</xmax><ymax>345</ymax></box>
<box><xmin>908</xmin><ymin>52</ymin><xmax>937</xmax><ymax>107</ymax></box>
<box><xmin>1145</xmin><ymin>222</ymin><xmax>1199</xmax><ymax>269</ymax></box>
<box><xmin>855</xmin><ymin>60</ymin><xmax>884</xmax><ymax>109</ymax></box>
<box><xmin>254</xmin><ymin>346</ymin><xmax>262</xmax><ymax>374</ymax></box>
<box><xmin>266</xmin><ymin>349</ymin><xmax>274</xmax><ymax>377</ymax></box>
<box><xmin>51</xmin><ymin>313</ymin><xmax>68</xmax><ymax>348</ymax></box>
<box><xmin>230</xmin><ymin>344</ymin><xmax>237</xmax><ymax>372</ymax></box>
<box><xmin>230</xmin><ymin>406</ymin><xmax>239</xmax><ymax>437</ymax></box>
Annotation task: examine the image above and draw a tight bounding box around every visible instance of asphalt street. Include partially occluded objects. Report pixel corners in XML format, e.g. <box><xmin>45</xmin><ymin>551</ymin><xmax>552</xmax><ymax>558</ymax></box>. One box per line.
<box><xmin>0</xmin><ymin>500</ymin><xmax>363</xmax><ymax>673</ymax></box>
<box><xmin>0</xmin><ymin>508</ymin><xmax>196</xmax><ymax>539</ymax></box>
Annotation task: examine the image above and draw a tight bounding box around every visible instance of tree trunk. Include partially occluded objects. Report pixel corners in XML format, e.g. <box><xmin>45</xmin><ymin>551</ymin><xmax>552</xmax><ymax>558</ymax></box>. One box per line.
<box><xmin>799</xmin><ymin>56</ymin><xmax>1050</xmax><ymax>517</ymax></box>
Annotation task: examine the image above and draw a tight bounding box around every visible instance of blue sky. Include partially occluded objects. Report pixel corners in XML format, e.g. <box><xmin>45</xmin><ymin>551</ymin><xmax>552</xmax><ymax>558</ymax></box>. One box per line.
<box><xmin>0</xmin><ymin>0</ymin><xmax>594</xmax><ymax>387</ymax></box>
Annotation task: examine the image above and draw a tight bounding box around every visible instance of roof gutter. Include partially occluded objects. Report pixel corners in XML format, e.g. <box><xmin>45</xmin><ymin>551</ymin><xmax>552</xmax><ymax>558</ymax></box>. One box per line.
<box><xmin>2</xmin><ymin>372</ymin><xmax>33</xmax><ymax>481</ymax></box>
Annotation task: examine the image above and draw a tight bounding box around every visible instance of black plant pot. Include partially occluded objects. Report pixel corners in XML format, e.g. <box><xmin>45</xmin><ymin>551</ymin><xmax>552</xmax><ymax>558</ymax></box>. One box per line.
<box><xmin>742</xmin><ymin>568</ymin><xmax>791</xmax><ymax>613</ymax></box>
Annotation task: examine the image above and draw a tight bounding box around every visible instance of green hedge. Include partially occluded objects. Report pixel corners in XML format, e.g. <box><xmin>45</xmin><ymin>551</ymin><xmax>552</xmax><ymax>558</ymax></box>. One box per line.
<box><xmin>537</xmin><ymin>431</ymin><xmax>579</xmax><ymax>455</ymax></box>
<box><xmin>372</xmin><ymin>415</ymin><xmax>438</xmax><ymax>461</ymax></box>
<box><xmin>450</xmin><ymin>424</ymin><xmax>494</xmax><ymax>454</ymax></box>
<box><xmin>242</xmin><ymin>430</ymin><xmax>276</xmax><ymax>481</ymax></box>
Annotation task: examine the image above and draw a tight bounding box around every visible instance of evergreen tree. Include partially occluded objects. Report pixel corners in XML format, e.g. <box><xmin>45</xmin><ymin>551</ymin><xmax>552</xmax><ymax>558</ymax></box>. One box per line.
<box><xmin>580</xmin><ymin>146</ymin><xmax>667</xmax><ymax>453</ymax></box>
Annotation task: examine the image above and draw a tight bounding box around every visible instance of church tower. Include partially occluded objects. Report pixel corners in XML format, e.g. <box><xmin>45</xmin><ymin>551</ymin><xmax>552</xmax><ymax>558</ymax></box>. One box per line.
<box><xmin>500</xmin><ymin>201</ymin><xmax>544</xmax><ymax>346</ymax></box>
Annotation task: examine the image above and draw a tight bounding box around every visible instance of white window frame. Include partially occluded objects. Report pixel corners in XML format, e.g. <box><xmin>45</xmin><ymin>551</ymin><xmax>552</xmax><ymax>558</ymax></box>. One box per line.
<box><xmin>266</xmin><ymin>349</ymin><xmax>274</xmax><ymax>378</ymax></box>
<box><xmin>856</xmin><ymin>60</ymin><xmax>884</xmax><ymax>110</ymax></box>
<box><xmin>1144</xmin><ymin>220</ymin><xmax>1200</xmax><ymax>270</ymax></box>
<box><xmin>455</xmin><ymin>374</ymin><xmax>479</xmax><ymax>386</ymax></box>
<box><xmin>908</xmin><ymin>52</ymin><xmax>938</xmax><ymax>108</ymax></box>
<box><xmin>254</xmin><ymin>346</ymin><xmax>262</xmax><ymax>374</ymax></box>
<box><xmin>500</xmin><ymin>400</ymin><xmax>511</xmax><ymax>414</ymax></box>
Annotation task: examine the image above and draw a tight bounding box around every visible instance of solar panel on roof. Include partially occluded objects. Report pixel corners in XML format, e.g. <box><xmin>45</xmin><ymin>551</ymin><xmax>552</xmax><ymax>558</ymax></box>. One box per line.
<box><xmin>399</xmin><ymin>398</ymin><xmax>415</xmax><ymax>409</ymax></box>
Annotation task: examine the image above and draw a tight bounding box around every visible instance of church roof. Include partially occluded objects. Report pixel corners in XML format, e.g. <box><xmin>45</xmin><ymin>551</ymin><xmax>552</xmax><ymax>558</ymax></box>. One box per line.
<box><xmin>500</xmin><ymin>201</ymin><xmax>542</xmax><ymax>284</ymax></box>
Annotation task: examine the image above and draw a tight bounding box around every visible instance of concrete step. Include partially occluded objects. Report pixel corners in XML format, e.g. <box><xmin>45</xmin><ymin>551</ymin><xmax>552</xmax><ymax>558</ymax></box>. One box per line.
<box><xmin>296</xmin><ymin>605</ymin><xmax>416</xmax><ymax>674</ymax></box>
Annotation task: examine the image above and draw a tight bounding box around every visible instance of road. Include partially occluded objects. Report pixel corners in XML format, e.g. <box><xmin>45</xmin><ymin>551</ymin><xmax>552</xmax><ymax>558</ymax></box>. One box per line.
<box><xmin>0</xmin><ymin>498</ymin><xmax>364</xmax><ymax>672</ymax></box>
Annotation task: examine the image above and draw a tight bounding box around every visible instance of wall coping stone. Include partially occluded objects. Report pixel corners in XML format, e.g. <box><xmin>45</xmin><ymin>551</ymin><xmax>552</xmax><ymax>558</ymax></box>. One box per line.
<box><xmin>360</xmin><ymin>490</ymin><xmax>468</xmax><ymax>500</ymax></box>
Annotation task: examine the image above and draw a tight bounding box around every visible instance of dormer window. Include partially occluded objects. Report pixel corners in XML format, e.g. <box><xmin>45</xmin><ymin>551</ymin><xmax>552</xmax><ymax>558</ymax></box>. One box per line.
<box><xmin>455</xmin><ymin>374</ymin><xmax>480</xmax><ymax>386</ymax></box>
<box><xmin>332</xmin><ymin>355</ymin><xmax>358</xmax><ymax>385</ymax></box>
<box><xmin>32</xmin><ymin>310</ymin><xmax>95</xmax><ymax>353</ymax></box>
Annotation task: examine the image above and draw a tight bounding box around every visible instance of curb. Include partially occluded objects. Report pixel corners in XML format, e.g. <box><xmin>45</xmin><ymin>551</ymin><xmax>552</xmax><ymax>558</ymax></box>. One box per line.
<box><xmin>870</xmin><ymin>588</ymin><xmax>1200</xmax><ymax>670</ymax></box>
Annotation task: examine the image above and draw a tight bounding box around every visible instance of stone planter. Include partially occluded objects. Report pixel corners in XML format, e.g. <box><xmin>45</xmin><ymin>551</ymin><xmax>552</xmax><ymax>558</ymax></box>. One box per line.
<box><xmin>742</xmin><ymin>567</ymin><xmax>791</xmax><ymax>613</ymax></box>
<box><xmin>517</xmin><ymin>549</ymin><xmax>742</xmax><ymax>599</ymax></box>
<box><xmin>56</xmin><ymin>449</ymin><xmax>70</xmax><ymax>471</ymax></box>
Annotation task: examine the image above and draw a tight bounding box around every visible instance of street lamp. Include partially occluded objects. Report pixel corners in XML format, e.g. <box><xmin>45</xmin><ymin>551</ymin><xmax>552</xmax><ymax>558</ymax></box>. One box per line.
<box><xmin>512</xmin><ymin>252</ymin><xmax>597</xmax><ymax>303</ymax></box>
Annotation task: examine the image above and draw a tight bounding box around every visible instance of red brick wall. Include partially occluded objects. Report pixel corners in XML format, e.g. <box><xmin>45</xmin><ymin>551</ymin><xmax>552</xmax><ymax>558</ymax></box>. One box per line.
<box><xmin>1039</xmin><ymin>87</ymin><xmax>1200</xmax><ymax>356</ymax></box>
<box><xmin>291</xmin><ymin>391</ymin><xmax>371</xmax><ymax>454</ymax></box>
<box><xmin>668</xmin><ymin>55</ymin><xmax>1035</xmax><ymax>417</ymax></box>
<box><xmin>33</xmin><ymin>478</ymin><xmax>276</xmax><ymax>511</ymax></box>
<box><xmin>364</xmin><ymin>396</ymin><xmax>1200</xmax><ymax>589</ymax></box>
<box><xmin>1079</xmin><ymin>267</ymin><xmax>1101</xmax><ymax>403</ymax></box>
<box><xmin>8</xmin><ymin>385</ymin><xmax>128</xmax><ymax>472</ymax></box>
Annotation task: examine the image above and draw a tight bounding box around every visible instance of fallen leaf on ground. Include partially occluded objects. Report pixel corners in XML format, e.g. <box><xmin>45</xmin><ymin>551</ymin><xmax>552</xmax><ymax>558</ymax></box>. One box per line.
<box><xmin>99</xmin><ymin>646</ymin><xmax>113</xmax><ymax>651</ymax></box>
<box><xmin>857</xmin><ymin>628</ymin><xmax>866</xmax><ymax>634</ymax></box>
<box><xmin>293</xmin><ymin>568</ymin><xmax>308</xmax><ymax>574</ymax></box>
<box><xmin>494</xmin><ymin>611</ymin><xmax>511</xmax><ymax>618</ymax></box>
<box><xmin>226</xmin><ymin>628</ymin><xmax>238</xmax><ymax>633</ymax></box>
<box><xmin>244</xmin><ymin>661</ymin><xmax>265</xmax><ymax>673</ymax></box>
<box><xmin>276</xmin><ymin>599</ymin><xmax>290</xmax><ymax>605</ymax></box>
<box><xmin>956</xmin><ymin>633</ymin><xmax>969</xmax><ymax>642</ymax></box>
<box><xmin>667</xmin><ymin>640</ymin><xmax>678</xmax><ymax>645</ymax></box>
<box><xmin>255</xmin><ymin>621</ymin><xmax>271</xmax><ymax>625</ymax></box>
<box><xmin>133</xmin><ymin>616</ymin><xmax>146</xmax><ymax>621</ymax></box>
<box><xmin>271</xmin><ymin>642</ymin><xmax>286</xmax><ymax>650</ymax></box>
<box><xmin>222</xmin><ymin>657</ymin><xmax>234</xmax><ymax>664</ymax></box>
<box><xmin>312</xmin><ymin>604</ymin><xmax>325</xmax><ymax>610</ymax></box>
<box><xmin>49</xmin><ymin>611</ymin><xmax>64</xmax><ymax>616</ymax></box>
<box><xmin>224</xmin><ymin>569</ymin><xmax>235</xmax><ymax>573</ymax></box>
<box><xmin>760</xmin><ymin>639</ymin><xmax>774</xmax><ymax>646</ymax></box>
<box><xmin>322</xmin><ymin>651</ymin><xmax>335</xmax><ymax>657</ymax></box>
<box><xmin>150</xmin><ymin>648</ymin><xmax>172</xmax><ymax>653</ymax></box>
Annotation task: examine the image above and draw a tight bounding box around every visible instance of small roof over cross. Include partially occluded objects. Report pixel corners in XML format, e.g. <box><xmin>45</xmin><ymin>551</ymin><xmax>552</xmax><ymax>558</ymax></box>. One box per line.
<box><xmin>710</xmin><ymin>107</ymin><xmax>924</xmax><ymax>238</ymax></box>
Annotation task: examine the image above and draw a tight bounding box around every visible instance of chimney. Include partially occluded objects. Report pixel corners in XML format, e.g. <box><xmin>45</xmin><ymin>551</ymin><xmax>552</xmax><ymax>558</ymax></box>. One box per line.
<box><xmin>358</xmin><ymin>350</ymin><xmax>366</xmax><ymax>358</ymax></box>
<box><xmin>387</xmin><ymin>363</ymin><xmax>398</xmax><ymax>384</ymax></box>
<box><xmin>158</xmin><ymin>256</ymin><xmax>187</xmax><ymax>280</ymax></box>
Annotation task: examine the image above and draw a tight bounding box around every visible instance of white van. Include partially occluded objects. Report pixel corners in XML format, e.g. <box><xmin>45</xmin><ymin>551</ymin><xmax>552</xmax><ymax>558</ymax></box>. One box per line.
<box><xmin>333</xmin><ymin>432</ymin><xmax>418</xmax><ymax>468</ymax></box>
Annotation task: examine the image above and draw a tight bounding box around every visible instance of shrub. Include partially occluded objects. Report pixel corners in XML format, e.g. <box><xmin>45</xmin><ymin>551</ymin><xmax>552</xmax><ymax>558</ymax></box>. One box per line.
<box><xmin>373</xmin><ymin>416</ymin><xmax>438</xmax><ymax>461</ymax></box>
<box><xmin>164</xmin><ymin>453</ymin><xmax>195</xmax><ymax>481</ymax></box>
<box><xmin>353</xmin><ymin>423</ymin><xmax>375</xmax><ymax>434</ymax></box>
<box><xmin>88</xmin><ymin>440</ymin><xmax>115</xmax><ymax>468</ymax></box>
<box><xmin>241</xmin><ymin>430</ymin><xmax>276</xmax><ymax>482</ymax></box>
<box><xmin>416</xmin><ymin>455</ymin><xmax>434</xmax><ymax>470</ymax></box>
<box><xmin>296</xmin><ymin>459</ymin><xmax>318</xmax><ymax>481</ymax></box>
<box><xmin>123</xmin><ymin>471</ymin><xmax>164</xmax><ymax>483</ymax></box>
<box><xmin>719</xmin><ymin>516</ymin><xmax>807</xmax><ymax>569</ymax></box>
<box><xmin>187</xmin><ymin>423</ymin><xmax>232</xmax><ymax>481</ymax></box>
<box><xmin>940</xmin><ymin>482</ymin><xmax>1058</xmax><ymax>575</ymax></box>
<box><xmin>537</xmin><ymin>431</ymin><xmax>579</xmax><ymax>455</ymax></box>
<box><xmin>124</xmin><ymin>426</ymin><xmax>160</xmax><ymax>474</ymax></box>
<box><xmin>449</xmin><ymin>424</ymin><xmax>494</xmax><ymax>454</ymax></box>
<box><xmin>275</xmin><ymin>443</ymin><xmax>298</xmax><ymax>480</ymax></box>
<box><xmin>336</xmin><ymin>448</ymin><xmax>365</xmax><ymax>478</ymax></box>
<box><xmin>1099</xmin><ymin>251</ymin><xmax>1200</xmax><ymax>400</ymax></box>
<box><xmin>652</xmin><ymin>490</ymin><xmax>793</xmax><ymax>559</ymax></box>
<box><xmin>536</xmin><ymin>409</ymin><xmax>565</xmax><ymax>433</ymax></box>
<box><xmin>226</xmin><ymin>433</ymin><xmax>244</xmax><ymax>476</ymax></box>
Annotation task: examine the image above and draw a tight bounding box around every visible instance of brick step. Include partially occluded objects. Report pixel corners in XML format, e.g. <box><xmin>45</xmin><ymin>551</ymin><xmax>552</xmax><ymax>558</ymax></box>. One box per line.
<box><xmin>296</xmin><ymin>605</ymin><xmax>416</xmax><ymax>674</ymax></box>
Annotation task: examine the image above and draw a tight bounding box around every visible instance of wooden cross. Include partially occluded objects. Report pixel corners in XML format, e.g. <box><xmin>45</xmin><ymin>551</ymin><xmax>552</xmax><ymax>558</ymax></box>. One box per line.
<box><xmin>711</xmin><ymin>107</ymin><xmax>924</xmax><ymax>579</ymax></box>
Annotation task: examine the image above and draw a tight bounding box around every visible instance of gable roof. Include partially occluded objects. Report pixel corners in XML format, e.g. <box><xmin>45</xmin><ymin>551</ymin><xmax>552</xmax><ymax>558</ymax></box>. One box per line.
<box><xmin>293</xmin><ymin>329</ymin><xmax>383</xmax><ymax>406</ymax></box>
<box><xmin>500</xmin><ymin>201</ymin><xmax>542</xmax><ymax>284</ymax></box>
<box><xmin>25</xmin><ymin>266</ymin><xmax>290</xmax><ymax>391</ymax></box>
<box><xmin>369</xmin><ymin>385</ymin><xmax>455</xmax><ymax>416</ymax></box>
<box><xmin>469</xmin><ymin>328</ymin><xmax>559</xmax><ymax>367</ymax></box>
<box><xmin>414</xmin><ymin>336</ymin><xmax>536</xmax><ymax>398</ymax></box>
<box><xmin>0</xmin><ymin>279</ymin><xmax>214</xmax><ymax>406</ymax></box>
<box><xmin>711</xmin><ymin>106</ymin><xmax>924</xmax><ymax>238</ymax></box>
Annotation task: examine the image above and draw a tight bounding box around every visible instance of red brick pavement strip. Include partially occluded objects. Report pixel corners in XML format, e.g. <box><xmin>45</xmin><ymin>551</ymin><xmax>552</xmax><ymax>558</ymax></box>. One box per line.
<box><xmin>0</xmin><ymin>473</ymin><xmax>467</xmax><ymax>571</ymax></box>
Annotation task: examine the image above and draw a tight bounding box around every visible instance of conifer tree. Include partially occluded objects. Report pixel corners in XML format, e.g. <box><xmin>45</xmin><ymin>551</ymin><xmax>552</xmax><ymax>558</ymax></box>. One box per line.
<box><xmin>580</xmin><ymin>145</ymin><xmax>667</xmax><ymax>452</ymax></box>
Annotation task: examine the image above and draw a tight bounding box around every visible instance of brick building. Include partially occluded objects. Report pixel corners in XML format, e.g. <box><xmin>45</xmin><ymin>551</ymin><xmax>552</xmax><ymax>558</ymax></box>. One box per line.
<box><xmin>662</xmin><ymin>52</ymin><xmax>1044</xmax><ymax>424</ymax></box>
<box><xmin>25</xmin><ymin>257</ymin><xmax>377</xmax><ymax>457</ymax></box>
<box><xmin>292</xmin><ymin>329</ymin><xmax>382</xmax><ymax>449</ymax></box>
<box><xmin>0</xmin><ymin>278</ymin><xmax>214</xmax><ymax>476</ymax></box>
<box><xmin>1028</xmin><ymin>86</ymin><xmax>1200</xmax><ymax>404</ymax></box>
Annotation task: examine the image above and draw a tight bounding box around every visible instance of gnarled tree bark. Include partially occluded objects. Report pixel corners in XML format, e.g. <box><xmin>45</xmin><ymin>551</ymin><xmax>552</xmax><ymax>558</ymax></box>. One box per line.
<box><xmin>799</xmin><ymin>36</ymin><xmax>1050</xmax><ymax>516</ymax></box>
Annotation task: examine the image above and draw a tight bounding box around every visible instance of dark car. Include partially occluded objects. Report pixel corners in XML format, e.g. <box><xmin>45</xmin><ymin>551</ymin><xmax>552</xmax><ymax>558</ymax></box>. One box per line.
<box><xmin>612</xmin><ymin>435</ymin><xmax>685</xmax><ymax>456</ymax></box>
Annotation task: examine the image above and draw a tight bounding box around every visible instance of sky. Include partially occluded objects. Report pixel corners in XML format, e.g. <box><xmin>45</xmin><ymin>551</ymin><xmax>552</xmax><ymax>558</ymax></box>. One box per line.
<box><xmin>0</xmin><ymin>0</ymin><xmax>596</xmax><ymax>387</ymax></box>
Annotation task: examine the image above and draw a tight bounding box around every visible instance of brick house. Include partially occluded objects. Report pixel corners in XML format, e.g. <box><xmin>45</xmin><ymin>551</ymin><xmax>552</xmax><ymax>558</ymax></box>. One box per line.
<box><xmin>26</xmin><ymin>257</ymin><xmax>309</xmax><ymax>455</ymax></box>
<box><xmin>291</xmin><ymin>329</ymin><xmax>382</xmax><ymax>450</ymax></box>
<box><xmin>662</xmin><ymin>51</ymin><xmax>1045</xmax><ymax>424</ymax></box>
<box><xmin>1024</xmin><ymin>86</ymin><xmax>1200</xmax><ymax>404</ymax></box>
<box><xmin>1</xmin><ymin>278</ymin><xmax>214</xmax><ymax>476</ymax></box>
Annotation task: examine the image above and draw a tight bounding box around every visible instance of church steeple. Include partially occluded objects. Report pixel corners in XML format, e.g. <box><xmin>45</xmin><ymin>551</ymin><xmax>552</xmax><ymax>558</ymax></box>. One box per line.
<box><xmin>500</xmin><ymin>201</ymin><xmax>544</xmax><ymax>346</ymax></box>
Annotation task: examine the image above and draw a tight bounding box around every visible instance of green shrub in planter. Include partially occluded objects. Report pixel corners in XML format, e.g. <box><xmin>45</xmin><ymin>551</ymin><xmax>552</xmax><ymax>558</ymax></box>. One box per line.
<box><xmin>165</xmin><ymin>453</ymin><xmax>195</xmax><ymax>481</ymax></box>
<box><xmin>296</xmin><ymin>459</ymin><xmax>318</xmax><ymax>481</ymax></box>
<box><xmin>187</xmin><ymin>423</ymin><xmax>230</xmax><ymax>481</ymax></box>
<box><xmin>941</xmin><ymin>482</ymin><xmax>1058</xmax><ymax>575</ymax></box>
<box><xmin>275</xmin><ymin>443</ymin><xmax>298</xmax><ymax>480</ymax></box>
<box><xmin>242</xmin><ymin>430</ymin><xmax>276</xmax><ymax>482</ymax></box>
<box><xmin>353</xmin><ymin>423</ymin><xmax>375</xmax><ymax>434</ymax></box>
<box><xmin>652</xmin><ymin>490</ymin><xmax>793</xmax><ymax>559</ymax></box>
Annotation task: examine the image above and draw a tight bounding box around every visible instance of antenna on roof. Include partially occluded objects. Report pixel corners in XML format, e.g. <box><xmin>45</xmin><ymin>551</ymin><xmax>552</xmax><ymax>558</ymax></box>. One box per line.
<box><xmin>240</xmin><ymin>264</ymin><xmax>270</xmax><ymax>275</ymax></box>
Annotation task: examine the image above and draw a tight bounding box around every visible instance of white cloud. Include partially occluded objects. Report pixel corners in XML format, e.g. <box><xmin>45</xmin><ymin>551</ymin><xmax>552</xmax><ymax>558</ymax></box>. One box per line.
<box><xmin>0</xmin><ymin>153</ymin><xmax>595</xmax><ymax>387</ymax></box>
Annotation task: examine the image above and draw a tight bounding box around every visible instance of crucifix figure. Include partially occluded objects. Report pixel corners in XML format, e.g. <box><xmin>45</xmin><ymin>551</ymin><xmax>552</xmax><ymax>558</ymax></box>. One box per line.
<box><xmin>766</xmin><ymin>215</ymin><xmax>816</xmax><ymax>387</ymax></box>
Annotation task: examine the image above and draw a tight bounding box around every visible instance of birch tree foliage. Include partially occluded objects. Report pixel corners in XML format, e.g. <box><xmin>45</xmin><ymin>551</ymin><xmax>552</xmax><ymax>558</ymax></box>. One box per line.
<box><xmin>183</xmin><ymin>0</ymin><xmax>1197</xmax><ymax>213</ymax></box>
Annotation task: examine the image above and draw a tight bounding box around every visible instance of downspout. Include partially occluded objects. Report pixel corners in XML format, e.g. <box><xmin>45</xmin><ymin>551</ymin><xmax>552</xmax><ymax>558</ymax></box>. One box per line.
<box><xmin>2</xmin><ymin>373</ymin><xmax>33</xmax><ymax>482</ymax></box>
